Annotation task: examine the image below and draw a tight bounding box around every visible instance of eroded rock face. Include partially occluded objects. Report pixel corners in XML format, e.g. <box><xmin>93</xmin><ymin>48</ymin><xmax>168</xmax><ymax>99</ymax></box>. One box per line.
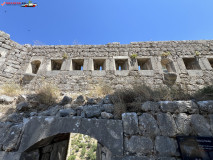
<box><xmin>155</xmin><ymin>136</ymin><xmax>178</xmax><ymax>156</ymax></box>
<box><xmin>122</xmin><ymin>113</ymin><xmax>138</xmax><ymax>135</ymax></box>
<box><xmin>125</xmin><ymin>136</ymin><xmax>153</xmax><ymax>154</ymax></box>
<box><xmin>138</xmin><ymin>113</ymin><xmax>160</xmax><ymax>137</ymax></box>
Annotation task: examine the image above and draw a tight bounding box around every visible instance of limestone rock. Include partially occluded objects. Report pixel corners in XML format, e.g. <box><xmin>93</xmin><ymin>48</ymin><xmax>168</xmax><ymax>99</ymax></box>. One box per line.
<box><xmin>59</xmin><ymin>96</ymin><xmax>72</xmax><ymax>105</ymax></box>
<box><xmin>122</xmin><ymin>113</ymin><xmax>138</xmax><ymax>135</ymax></box>
<box><xmin>86</xmin><ymin>97</ymin><xmax>97</xmax><ymax>105</ymax></box>
<box><xmin>101</xmin><ymin>112</ymin><xmax>113</xmax><ymax>119</ymax></box>
<box><xmin>159</xmin><ymin>101</ymin><xmax>179</xmax><ymax>113</ymax></box>
<box><xmin>83</xmin><ymin>105</ymin><xmax>101</xmax><ymax>118</ymax></box>
<box><xmin>125</xmin><ymin>136</ymin><xmax>153</xmax><ymax>154</ymax></box>
<box><xmin>197</xmin><ymin>101</ymin><xmax>213</xmax><ymax>114</ymax></box>
<box><xmin>174</xmin><ymin>113</ymin><xmax>191</xmax><ymax>135</ymax></box>
<box><xmin>7</xmin><ymin>113</ymin><xmax>22</xmax><ymax>123</ymax></box>
<box><xmin>103</xmin><ymin>95</ymin><xmax>112</xmax><ymax>104</ymax></box>
<box><xmin>16</xmin><ymin>102</ymin><xmax>30</xmax><ymax>112</ymax></box>
<box><xmin>157</xmin><ymin>113</ymin><xmax>177</xmax><ymax>136</ymax></box>
<box><xmin>101</xmin><ymin>104</ymin><xmax>114</xmax><ymax>113</ymax></box>
<box><xmin>58</xmin><ymin>108</ymin><xmax>76</xmax><ymax>117</ymax></box>
<box><xmin>141</xmin><ymin>101</ymin><xmax>160</xmax><ymax>112</ymax></box>
<box><xmin>0</xmin><ymin>123</ymin><xmax>23</xmax><ymax>151</ymax></box>
<box><xmin>155</xmin><ymin>136</ymin><xmax>177</xmax><ymax>156</ymax></box>
<box><xmin>139</xmin><ymin>113</ymin><xmax>160</xmax><ymax>137</ymax></box>
<box><xmin>0</xmin><ymin>95</ymin><xmax>14</xmax><ymax>104</ymax></box>
<box><xmin>190</xmin><ymin>114</ymin><xmax>212</xmax><ymax>136</ymax></box>
<box><xmin>73</xmin><ymin>95</ymin><xmax>85</xmax><ymax>105</ymax></box>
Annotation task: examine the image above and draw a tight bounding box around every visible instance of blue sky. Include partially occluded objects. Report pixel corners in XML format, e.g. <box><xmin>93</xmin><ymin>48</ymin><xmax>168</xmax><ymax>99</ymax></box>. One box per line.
<box><xmin>1</xmin><ymin>0</ymin><xmax>213</xmax><ymax>45</ymax></box>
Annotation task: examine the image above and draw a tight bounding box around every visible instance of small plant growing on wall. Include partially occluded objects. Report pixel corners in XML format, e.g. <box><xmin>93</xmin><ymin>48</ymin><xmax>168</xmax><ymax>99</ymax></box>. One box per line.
<box><xmin>195</xmin><ymin>51</ymin><xmax>201</xmax><ymax>56</ymax></box>
<box><xmin>161</xmin><ymin>51</ymin><xmax>171</xmax><ymax>57</ymax></box>
<box><xmin>62</xmin><ymin>52</ymin><xmax>68</xmax><ymax>60</ymax></box>
<box><xmin>130</xmin><ymin>53</ymin><xmax>138</xmax><ymax>59</ymax></box>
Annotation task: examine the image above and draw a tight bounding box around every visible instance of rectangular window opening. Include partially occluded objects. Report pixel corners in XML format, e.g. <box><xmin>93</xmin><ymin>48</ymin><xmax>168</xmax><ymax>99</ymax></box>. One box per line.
<box><xmin>72</xmin><ymin>59</ymin><xmax>84</xmax><ymax>70</ymax></box>
<box><xmin>208</xmin><ymin>58</ymin><xmax>213</xmax><ymax>68</ymax></box>
<box><xmin>51</xmin><ymin>59</ymin><xmax>63</xmax><ymax>70</ymax></box>
<box><xmin>183</xmin><ymin>58</ymin><xmax>201</xmax><ymax>70</ymax></box>
<box><xmin>93</xmin><ymin>59</ymin><xmax>106</xmax><ymax>70</ymax></box>
<box><xmin>137</xmin><ymin>58</ymin><xmax>153</xmax><ymax>70</ymax></box>
<box><xmin>31</xmin><ymin>60</ymin><xmax>41</xmax><ymax>74</ymax></box>
<box><xmin>115</xmin><ymin>59</ymin><xmax>129</xmax><ymax>70</ymax></box>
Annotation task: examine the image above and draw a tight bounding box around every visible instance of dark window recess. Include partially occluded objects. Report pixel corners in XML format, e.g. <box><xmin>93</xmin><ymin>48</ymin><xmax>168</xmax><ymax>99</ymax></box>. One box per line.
<box><xmin>137</xmin><ymin>58</ymin><xmax>152</xmax><ymax>70</ymax></box>
<box><xmin>94</xmin><ymin>59</ymin><xmax>106</xmax><ymax>70</ymax></box>
<box><xmin>51</xmin><ymin>60</ymin><xmax>63</xmax><ymax>70</ymax></box>
<box><xmin>31</xmin><ymin>60</ymin><xmax>41</xmax><ymax>74</ymax></box>
<box><xmin>208</xmin><ymin>58</ymin><xmax>213</xmax><ymax>68</ymax></box>
<box><xmin>72</xmin><ymin>59</ymin><xmax>84</xmax><ymax>70</ymax></box>
<box><xmin>115</xmin><ymin>59</ymin><xmax>129</xmax><ymax>70</ymax></box>
<box><xmin>183</xmin><ymin>58</ymin><xmax>201</xmax><ymax>70</ymax></box>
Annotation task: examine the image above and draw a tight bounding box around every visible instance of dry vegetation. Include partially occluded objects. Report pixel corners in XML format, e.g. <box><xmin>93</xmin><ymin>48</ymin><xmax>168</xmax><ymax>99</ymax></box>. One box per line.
<box><xmin>87</xmin><ymin>82</ymin><xmax>113</xmax><ymax>97</ymax></box>
<box><xmin>110</xmin><ymin>84</ymin><xmax>213</xmax><ymax>119</ymax></box>
<box><xmin>0</xmin><ymin>82</ymin><xmax>22</xmax><ymax>96</ymax></box>
<box><xmin>35</xmin><ymin>82</ymin><xmax>60</xmax><ymax>105</ymax></box>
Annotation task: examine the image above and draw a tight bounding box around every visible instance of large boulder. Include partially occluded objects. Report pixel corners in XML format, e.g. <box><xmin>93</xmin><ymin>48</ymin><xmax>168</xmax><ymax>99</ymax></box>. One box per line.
<box><xmin>83</xmin><ymin>105</ymin><xmax>101</xmax><ymax>118</ymax></box>
<box><xmin>138</xmin><ymin>113</ymin><xmax>160</xmax><ymax>137</ymax></box>
<box><xmin>122</xmin><ymin>113</ymin><xmax>138</xmax><ymax>135</ymax></box>
<box><xmin>59</xmin><ymin>96</ymin><xmax>72</xmax><ymax>105</ymax></box>
<box><xmin>125</xmin><ymin>136</ymin><xmax>153</xmax><ymax>154</ymax></box>
<box><xmin>155</xmin><ymin>136</ymin><xmax>177</xmax><ymax>156</ymax></box>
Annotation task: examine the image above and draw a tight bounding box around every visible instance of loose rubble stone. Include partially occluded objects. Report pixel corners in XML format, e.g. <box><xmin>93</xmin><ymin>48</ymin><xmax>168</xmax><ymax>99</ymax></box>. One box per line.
<box><xmin>86</xmin><ymin>98</ymin><xmax>97</xmax><ymax>104</ymax></box>
<box><xmin>16</xmin><ymin>95</ymin><xmax>27</xmax><ymax>104</ymax></box>
<box><xmin>101</xmin><ymin>112</ymin><xmax>113</xmax><ymax>119</ymax></box>
<box><xmin>59</xmin><ymin>96</ymin><xmax>72</xmax><ymax>105</ymax></box>
<box><xmin>58</xmin><ymin>108</ymin><xmax>76</xmax><ymax>117</ymax></box>
<box><xmin>138</xmin><ymin>113</ymin><xmax>160</xmax><ymax>137</ymax></box>
<box><xmin>173</xmin><ymin>113</ymin><xmax>191</xmax><ymax>135</ymax></box>
<box><xmin>73</xmin><ymin>95</ymin><xmax>85</xmax><ymax>105</ymax></box>
<box><xmin>197</xmin><ymin>101</ymin><xmax>213</xmax><ymax>114</ymax></box>
<box><xmin>38</xmin><ymin>105</ymin><xmax>60</xmax><ymax>116</ymax></box>
<box><xmin>0</xmin><ymin>95</ymin><xmax>14</xmax><ymax>104</ymax></box>
<box><xmin>125</xmin><ymin>136</ymin><xmax>153</xmax><ymax>154</ymax></box>
<box><xmin>155</xmin><ymin>136</ymin><xmax>177</xmax><ymax>156</ymax></box>
<box><xmin>83</xmin><ymin>105</ymin><xmax>101</xmax><ymax>118</ymax></box>
<box><xmin>141</xmin><ymin>101</ymin><xmax>160</xmax><ymax>112</ymax></box>
<box><xmin>122</xmin><ymin>113</ymin><xmax>138</xmax><ymax>135</ymax></box>
<box><xmin>16</xmin><ymin>102</ymin><xmax>30</xmax><ymax>112</ymax></box>
<box><xmin>190</xmin><ymin>114</ymin><xmax>212</xmax><ymax>136</ymax></box>
<box><xmin>101</xmin><ymin>104</ymin><xmax>114</xmax><ymax>113</ymax></box>
<box><xmin>157</xmin><ymin>113</ymin><xmax>177</xmax><ymax>136</ymax></box>
<box><xmin>103</xmin><ymin>95</ymin><xmax>112</xmax><ymax>104</ymax></box>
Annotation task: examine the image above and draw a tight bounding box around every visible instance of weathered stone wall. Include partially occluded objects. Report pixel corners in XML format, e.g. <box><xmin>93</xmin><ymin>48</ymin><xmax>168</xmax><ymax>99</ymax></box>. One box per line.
<box><xmin>0</xmin><ymin>31</ymin><xmax>213</xmax><ymax>94</ymax></box>
<box><xmin>0</xmin><ymin>94</ymin><xmax>213</xmax><ymax>159</ymax></box>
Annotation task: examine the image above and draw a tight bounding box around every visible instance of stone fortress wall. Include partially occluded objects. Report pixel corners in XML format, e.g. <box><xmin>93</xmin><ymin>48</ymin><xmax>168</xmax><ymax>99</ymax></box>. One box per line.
<box><xmin>0</xmin><ymin>31</ymin><xmax>213</xmax><ymax>93</ymax></box>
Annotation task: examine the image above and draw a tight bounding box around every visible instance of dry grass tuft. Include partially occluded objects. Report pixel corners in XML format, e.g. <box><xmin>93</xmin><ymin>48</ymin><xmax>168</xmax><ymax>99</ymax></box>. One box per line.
<box><xmin>36</xmin><ymin>82</ymin><xmax>60</xmax><ymax>105</ymax></box>
<box><xmin>110</xmin><ymin>83</ymin><xmax>191</xmax><ymax>118</ymax></box>
<box><xmin>88</xmin><ymin>83</ymin><xmax>114</xmax><ymax>97</ymax></box>
<box><xmin>0</xmin><ymin>82</ymin><xmax>22</xmax><ymax>97</ymax></box>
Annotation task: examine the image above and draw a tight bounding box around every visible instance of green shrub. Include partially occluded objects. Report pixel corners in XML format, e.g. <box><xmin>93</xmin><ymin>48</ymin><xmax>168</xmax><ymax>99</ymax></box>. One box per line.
<box><xmin>67</xmin><ymin>155</ymin><xmax>76</xmax><ymax>160</ymax></box>
<box><xmin>130</xmin><ymin>53</ymin><xmax>137</xmax><ymax>59</ymax></box>
<box><xmin>80</xmin><ymin>147</ymin><xmax>86</xmax><ymax>157</ymax></box>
